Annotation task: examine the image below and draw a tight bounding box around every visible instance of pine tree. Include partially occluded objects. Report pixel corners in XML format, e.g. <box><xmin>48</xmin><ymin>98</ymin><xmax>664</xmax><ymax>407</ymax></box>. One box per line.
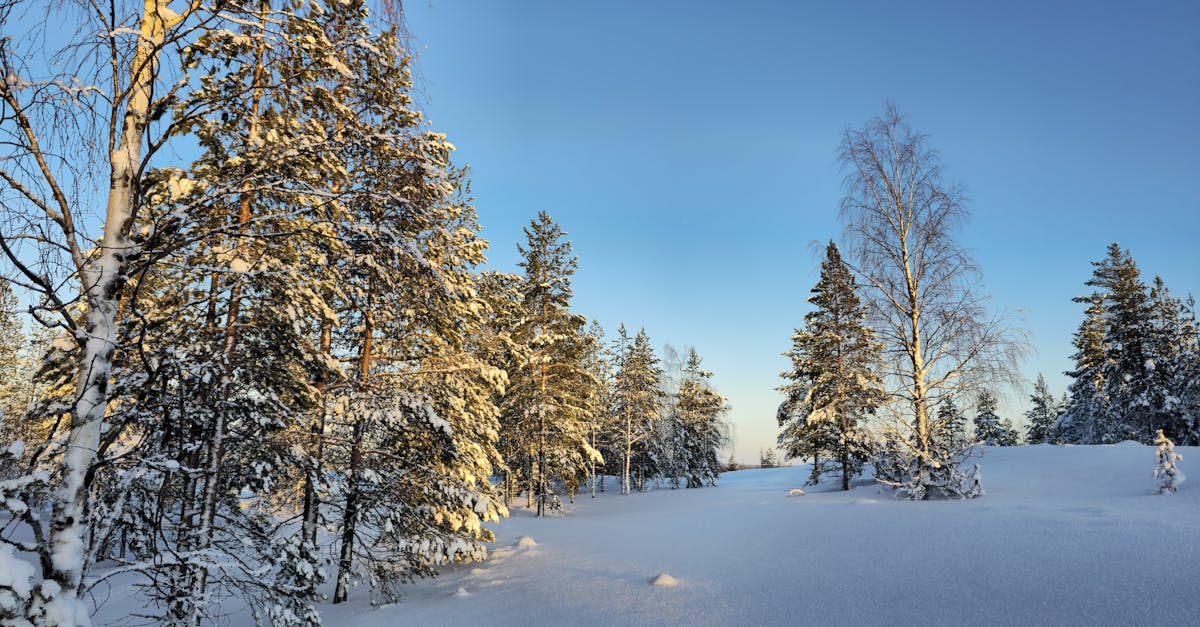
<box><xmin>500</xmin><ymin>212</ymin><xmax>600</xmax><ymax>515</ymax></box>
<box><xmin>759</xmin><ymin>448</ymin><xmax>779</xmax><ymax>469</ymax></box>
<box><xmin>659</xmin><ymin>344</ymin><xmax>686</xmax><ymax>489</ymax></box>
<box><xmin>316</xmin><ymin>8</ymin><xmax>506</xmax><ymax>602</ymax></box>
<box><xmin>778</xmin><ymin>242</ymin><xmax>885</xmax><ymax>490</ymax></box>
<box><xmin>1025</xmin><ymin>373</ymin><xmax>1058</xmax><ymax>444</ymax></box>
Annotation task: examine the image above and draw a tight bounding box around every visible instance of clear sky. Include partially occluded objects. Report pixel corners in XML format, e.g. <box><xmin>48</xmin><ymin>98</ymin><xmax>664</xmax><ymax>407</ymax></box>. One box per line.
<box><xmin>404</xmin><ymin>0</ymin><xmax>1200</xmax><ymax>464</ymax></box>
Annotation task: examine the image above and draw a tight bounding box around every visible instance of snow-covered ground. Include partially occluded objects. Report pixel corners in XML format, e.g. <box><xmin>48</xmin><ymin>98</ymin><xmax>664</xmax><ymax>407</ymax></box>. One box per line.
<box><xmin>94</xmin><ymin>443</ymin><xmax>1197</xmax><ymax>626</ymax></box>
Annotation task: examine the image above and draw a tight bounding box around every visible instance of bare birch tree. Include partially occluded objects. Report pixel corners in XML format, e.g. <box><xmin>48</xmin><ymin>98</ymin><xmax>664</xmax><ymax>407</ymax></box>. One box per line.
<box><xmin>837</xmin><ymin>103</ymin><xmax>1023</xmax><ymax>499</ymax></box>
<box><xmin>0</xmin><ymin>2</ymin><xmax>233</xmax><ymax>621</ymax></box>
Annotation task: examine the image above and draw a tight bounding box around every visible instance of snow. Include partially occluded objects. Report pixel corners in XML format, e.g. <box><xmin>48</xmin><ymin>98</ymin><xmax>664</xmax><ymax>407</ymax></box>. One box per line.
<box><xmin>650</xmin><ymin>573</ymin><xmax>678</xmax><ymax>587</ymax></box>
<box><xmin>75</xmin><ymin>443</ymin><xmax>1200</xmax><ymax>625</ymax></box>
<box><xmin>0</xmin><ymin>543</ymin><xmax>35</xmax><ymax>613</ymax></box>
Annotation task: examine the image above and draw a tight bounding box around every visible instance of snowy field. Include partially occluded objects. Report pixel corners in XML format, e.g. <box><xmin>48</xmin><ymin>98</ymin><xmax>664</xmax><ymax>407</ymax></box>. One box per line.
<box><xmin>92</xmin><ymin>443</ymin><xmax>1197</xmax><ymax>626</ymax></box>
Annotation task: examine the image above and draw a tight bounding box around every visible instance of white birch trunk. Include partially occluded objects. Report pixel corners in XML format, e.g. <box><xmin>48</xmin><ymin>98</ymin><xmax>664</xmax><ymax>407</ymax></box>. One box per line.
<box><xmin>35</xmin><ymin>4</ymin><xmax>184</xmax><ymax>624</ymax></box>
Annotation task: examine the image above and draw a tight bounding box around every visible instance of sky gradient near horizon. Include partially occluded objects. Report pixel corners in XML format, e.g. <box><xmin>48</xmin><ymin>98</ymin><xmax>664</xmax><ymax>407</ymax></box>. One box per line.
<box><xmin>404</xmin><ymin>0</ymin><xmax>1200</xmax><ymax>463</ymax></box>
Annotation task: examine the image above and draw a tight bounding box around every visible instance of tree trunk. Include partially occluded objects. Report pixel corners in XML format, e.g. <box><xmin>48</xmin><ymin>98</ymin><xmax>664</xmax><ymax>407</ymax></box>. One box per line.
<box><xmin>302</xmin><ymin>322</ymin><xmax>332</xmax><ymax>547</ymax></box>
<box><xmin>841</xmin><ymin>449</ymin><xmax>851</xmax><ymax>491</ymax></box>
<box><xmin>622</xmin><ymin>410</ymin><xmax>632</xmax><ymax>496</ymax></box>
<box><xmin>334</xmin><ymin>298</ymin><xmax>373</xmax><ymax>604</ymax></box>
<box><xmin>37</xmin><ymin>4</ymin><xmax>184</xmax><ymax>623</ymax></box>
<box><xmin>187</xmin><ymin>10</ymin><xmax>268</xmax><ymax>617</ymax></box>
<box><xmin>333</xmin><ymin>414</ymin><xmax>364</xmax><ymax>604</ymax></box>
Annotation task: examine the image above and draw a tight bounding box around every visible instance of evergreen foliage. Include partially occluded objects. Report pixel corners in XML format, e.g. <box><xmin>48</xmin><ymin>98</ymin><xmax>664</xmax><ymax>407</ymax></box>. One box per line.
<box><xmin>1025</xmin><ymin>374</ymin><xmax>1059</xmax><ymax>444</ymax></box>
<box><xmin>674</xmin><ymin>349</ymin><xmax>728</xmax><ymax>488</ymax></box>
<box><xmin>611</xmin><ymin>326</ymin><xmax>664</xmax><ymax>494</ymax></box>
<box><xmin>973</xmin><ymin>390</ymin><xmax>1005</xmax><ymax>445</ymax></box>
<box><xmin>778</xmin><ymin>242</ymin><xmax>885</xmax><ymax>490</ymax></box>
<box><xmin>1058</xmin><ymin>244</ymin><xmax>1199</xmax><ymax>445</ymax></box>
<box><xmin>932</xmin><ymin>400</ymin><xmax>969</xmax><ymax>451</ymax></box>
<box><xmin>499</xmin><ymin>212</ymin><xmax>600</xmax><ymax>514</ymax></box>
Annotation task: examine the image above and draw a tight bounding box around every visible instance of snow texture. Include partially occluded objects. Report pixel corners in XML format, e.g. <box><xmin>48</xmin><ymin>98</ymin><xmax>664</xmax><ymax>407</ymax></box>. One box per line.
<box><xmin>74</xmin><ymin>443</ymin><xmax>1200</xmax><ymax>626</ymax></box>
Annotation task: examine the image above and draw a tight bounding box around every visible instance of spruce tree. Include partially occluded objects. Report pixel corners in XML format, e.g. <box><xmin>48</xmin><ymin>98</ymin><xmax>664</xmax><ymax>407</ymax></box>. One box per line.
<box><xmin>1025</xmin><ymin>373</ymin><xmax>1058</xmax><ymax>444</ymax></box>
<box><xmin>1094</xmin><ymin>244</ymin><xmax>1158</xmax><ymax>442</ymax></box>
<box><xmin>1146</xmin><ymin>278</ymin><xmax>1199</xmax><ymax>444</ymax></box>
<box><xmin>675</xmin><ymin>348</ymin><xmax>728</xmax><ymax>488</ymax></box>
<box><xmin>1058</xmin><ymin>292</ymin><xmax>1108</xmax><ymax>443</ymax></box>
<box><xmin>778</xmin><ymin>242</ymin><xmax>886</xmax><ymax>490</ymax></box>
<box><xmin>1176</xmin><ymin>297</ymin><xmax>1200</xmax><ymax>445</ymax></box>
<box><xmin>998</xmin><ymin>418</ymin><xmax>1021</xmax><ymax>446</ymax></box>
<box><xmin>1060</xmin><ymin>244</ymin><xmax>1187</xmax><ymax>444</ymax></box>
<box><xmin>932</xmin><ymin>400</ymin><xmax>968</xmax><ymax>451</ymax></box>
<box><xmin>972</xmin><ymin>390</ymin><xmax>1005</xmax><ymax>445</ymax></box>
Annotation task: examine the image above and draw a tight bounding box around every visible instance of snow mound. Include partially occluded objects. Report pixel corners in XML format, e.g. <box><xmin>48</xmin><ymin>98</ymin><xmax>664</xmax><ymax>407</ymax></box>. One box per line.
<box><xmin>453</xmin><ymin>587</ymin><xmax>472</xmax><ymax>598</ymax></box>
<box><xmin>650</xmin><ymin>573</ymin><xmax>678</xmax><ymax>587</ymax></box>
<box><xmin>0</xmin><ymin>543</ymin><xmax>35</xmax><ymax>604</ymax></box>
<box><xmin>516</xmin><ymin>536</ymin><xmax>537</xmax><ymax>547</ymax></box>
<box><xmin>787</xmin><ymin>488</ymin><xmax>805</xmax><ymax>496</ymax></box>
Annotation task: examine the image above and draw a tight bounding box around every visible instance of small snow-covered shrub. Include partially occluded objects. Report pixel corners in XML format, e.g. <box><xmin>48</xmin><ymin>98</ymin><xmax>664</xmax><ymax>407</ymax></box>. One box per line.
<box><xmin>874</xmin><ymin>432</ymin><xmax>982</xmax><ymax>500</ymax></box>
<box><xmin>1154</xmin><ymin>429</ymin><xmax>1185</xmax><ymax>494</ymax></box>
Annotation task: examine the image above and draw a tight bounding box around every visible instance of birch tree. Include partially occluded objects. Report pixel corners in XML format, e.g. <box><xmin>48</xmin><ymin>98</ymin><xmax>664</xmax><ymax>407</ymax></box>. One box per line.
<box><xmin>837</xmin><ymin>104</ymin><xmax>1023</xmax><ymax>499</ymax></box>
<box><xmin>0</xmin><ymin>2</ymin><xmax>237</xmax><ymax>622</ymax></box>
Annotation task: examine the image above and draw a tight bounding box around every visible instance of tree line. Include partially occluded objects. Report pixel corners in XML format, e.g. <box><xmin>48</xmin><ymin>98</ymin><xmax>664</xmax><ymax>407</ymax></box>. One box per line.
<box><xmin>0</xmin><ymin>2</ymin><xmax>726</xmax><ymax>625</ymax></box>
<box><xmin>776</xmin><ymin>105</ymin><xmax>1198</xmax><ymax>499</ymax></box>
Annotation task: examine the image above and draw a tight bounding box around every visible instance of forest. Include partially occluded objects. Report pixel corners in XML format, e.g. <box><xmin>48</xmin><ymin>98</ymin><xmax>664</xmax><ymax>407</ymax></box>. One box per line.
<box><xmin>1</xmin><ymin>1</ymin><xmax>1197</xmax><ymax>626</ymax></box>
<box><xmin>0</xmin><ymin>2</ymin><xmax>727</xmax><ymax>623</ymax></box>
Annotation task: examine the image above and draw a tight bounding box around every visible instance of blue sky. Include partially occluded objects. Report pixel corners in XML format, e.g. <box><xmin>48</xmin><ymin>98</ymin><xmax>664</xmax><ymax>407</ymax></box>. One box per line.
<box><xmin>404</xmin><ymin>0</ymin><xmax>1200</xmax><ymax>463</ymax></box>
